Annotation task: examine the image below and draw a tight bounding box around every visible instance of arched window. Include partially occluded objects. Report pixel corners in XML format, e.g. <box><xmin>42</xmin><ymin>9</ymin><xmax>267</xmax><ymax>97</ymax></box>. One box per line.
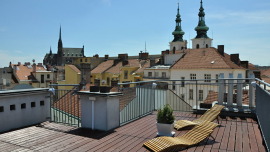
<box><xmin>206</xmin><ymin>44</ymin><xmax>209</xmax><ymax>48</ymax></box>
<box><xmin>196</xmin><ymin>44</ymin><xmax>199</xmax><ymax>49</ymax></box>
<box><xmin>173</xmin><ymin>47</ymin><xmax>176</xmax><ymax>54</ymax></box>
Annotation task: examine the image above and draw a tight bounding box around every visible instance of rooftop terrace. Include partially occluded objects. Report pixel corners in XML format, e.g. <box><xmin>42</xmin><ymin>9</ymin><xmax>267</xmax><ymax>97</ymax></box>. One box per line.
<box><xmin>0</xmin><ymin>112</ymin><xmax>265</xmax><ymax>152</ymax></box>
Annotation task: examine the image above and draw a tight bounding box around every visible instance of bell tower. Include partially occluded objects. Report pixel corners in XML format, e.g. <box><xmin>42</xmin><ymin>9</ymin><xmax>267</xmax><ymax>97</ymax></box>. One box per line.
<box><xmin>169</xmin><ymin>3</ymin><xmax>187</xmax><ymax>52</ymax></box>
<box><xmin>192</xmin><ymin>0</ymin><xmax>212</xmax><ymax>49</ymax></box>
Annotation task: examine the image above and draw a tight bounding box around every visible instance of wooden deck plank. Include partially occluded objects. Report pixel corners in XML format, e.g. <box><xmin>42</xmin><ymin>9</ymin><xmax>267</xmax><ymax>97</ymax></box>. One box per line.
<box><xmin>242</xmin><ymin>119</ymin><xmax>251</xmax><ymax>152</ymax></box>
<box><xmin>0</xmin><ymin>112</ymin><xmax>266</xmax><ymax>152</ymax></box>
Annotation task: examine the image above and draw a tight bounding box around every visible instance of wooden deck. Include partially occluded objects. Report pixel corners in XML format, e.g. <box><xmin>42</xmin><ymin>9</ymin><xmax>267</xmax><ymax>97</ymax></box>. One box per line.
<box><xmin>0</xmin><ymin>112</ymin><xmax>266</xmax><ymax>152</ymax></box>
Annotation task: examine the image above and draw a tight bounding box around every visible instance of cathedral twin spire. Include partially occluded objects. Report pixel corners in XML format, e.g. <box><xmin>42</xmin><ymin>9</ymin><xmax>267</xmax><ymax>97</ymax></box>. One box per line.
<box><xmin>172</xmin><ymin>3</ymin><xmax>185</xmax><ymax>42</ymax></box>
<box><xmin>172</xmin><ymin>0</ymin><xmax>210</xmax><ymax>41</ymax></box>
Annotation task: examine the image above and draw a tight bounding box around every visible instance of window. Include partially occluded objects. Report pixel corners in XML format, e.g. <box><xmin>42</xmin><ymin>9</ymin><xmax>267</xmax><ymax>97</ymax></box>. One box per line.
<box><xmin>172</xmin><ymin>82</ymin><xmax>176</xmax><ymax>90</ymax></box>
<box><xmin>0</xmin><ymin>106</ymin><xmax>4</xmax><ymax>112</ymax></box>
<box><xmin>190</xmin><ymin>74</ymin><xmax>196</xmax><ymax>80</ymax></box>
<box><xmin>124</xmin><ymin>70</ymin><xmax>128</xmax><ymax>79</ymax></box>
<box><xmin>162</xmin><ymin>72</ymin><xmax>166</xmax><ymax>78</ymax></box>
<box><xmin>181</xmin><ymin>94</ymin><xmax>185</xmax><ymax>100</ymax></box>
<box><xmin>181</xmin><ymin>77</ymin><xmax>185</xmax><ymax>87</ymax></box>
<box><xmin>47</xmin><ymin>74</ymin><xmax>50</xmax><ymax>79</ymax></box>
<box><xmin>10</xmin><ymin>104</ymin><xmax>15</xmax><ymax>111</ymax></box>
<box><xmin>196</xmin><ymin>44</ymin><xmax>200</xmax><ymax>49</ymax></box>
<box><xmin>85</xmin><ymin>59</ymin><xmax>87</xmax><ymax>62</ymax></box>
<box><xmin>204</xmin><ymin>74</ymin><xmax>211</xmax><ymax>82</ymax></box>
<box><xmin>206</xmin><ymin>44</ymin><xmax>209</xmax><ymax>48</ymax></box>
<box><xmin>21</xmin><ymin>103</ymin><xmax>26</xmax><ymax>109</ymax></box>
<box><xmin>216</xmin><ymin>74</ymin><xmax>219</xmax><ymax>82</ymax></box>
<box><xmin>199</xmin><ymin>90</ymin><xmax>203</xmax><ymax>101</ymax></box>
<box><xmin>80</xmin><ymin>59</ymin><xmax>83</xmax><ymax>62</ymax></box>
<box><xmin>31</xmin><ymin>102</ymin><xmax>36</xmax><ymax>108</ymax></box>
<box><xmin>40</xmin><ymin>101</ymin><xmax>44</xmax><ymax>106</ymax></box>
<box><xmin>189</xmin><ymin>89</ymin><xmax>193</xmax><ymax>100</ymax></box>
<box><xmin>107</xmin><ymin>77</ymin><xmax>110</xmax><ymax>85</ymax></box>
<box><xmin>148</xmin><ymin>72</ymin><xmax>152</xmax><ymax>77</ymax></box>
<box><xmin>41</xmin><ymin>75</ymin><xmax>44</xmax><ymax>83</ymax></box>
<box><xmin>155</xmin><ymin>72</ymin><xmax>159</xmax><ymax>77</ymax></box>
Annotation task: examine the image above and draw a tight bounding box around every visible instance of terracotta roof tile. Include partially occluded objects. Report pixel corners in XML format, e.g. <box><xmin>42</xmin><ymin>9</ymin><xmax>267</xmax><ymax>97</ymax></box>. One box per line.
<box><xmin>261</xmin><ymin>68</ymin><xmax>270</xmax><ymax>77</ymax></box>
<box><xmin>91</xmin><ymin>60</ymin><xmax>114</xmax><ymax>74</ymax></box>
<box><xmin>204</xmin><ymin>90</ymin><xmax>249</xmax><ymax>105</ymax></box>
<box><xmin>67</xmin><ymin>65</ymin><xmax>81</xmax><ymax>74</ymax></box>
<box><xmin>13</xmin><ymin>64</ymin><xmax>47</xmax><ymax>81</ymax></box>
<box><xmin>171</xmin><ymin>48</ymin><xmax>244</xmax><ymax>69</ymax></box>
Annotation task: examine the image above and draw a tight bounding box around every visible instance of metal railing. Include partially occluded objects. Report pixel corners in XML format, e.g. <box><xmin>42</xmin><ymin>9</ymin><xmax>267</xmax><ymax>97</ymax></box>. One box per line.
<box><xmin>49</xmin><ymin>84</ymin><xmax>81</xmax><ymax>127</ymax></box>
<box><xmin>118</xmin><ymin>76</ymin><xmax>257</xmax><ymax>125</ymax></box>
<box><xmin>255</xmin><ymin>79</ymin><xmax>270</xmax><ymax>152</ymax></box>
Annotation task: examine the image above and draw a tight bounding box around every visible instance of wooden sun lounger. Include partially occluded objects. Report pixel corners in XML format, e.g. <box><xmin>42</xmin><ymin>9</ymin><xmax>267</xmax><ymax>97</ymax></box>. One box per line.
<box><xmin>174</xmin><ymin>104</ymin><xmax>224</xmax><ymax>130</ymax></box>
<box><xmin>143</xmin><ymin>121</ymin><xmax>218</xmax><ymax>152</ymax></box>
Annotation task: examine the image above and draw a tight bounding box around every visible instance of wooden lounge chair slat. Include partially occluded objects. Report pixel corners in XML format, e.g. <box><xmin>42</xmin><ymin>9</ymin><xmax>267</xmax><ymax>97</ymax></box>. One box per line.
<box><xmin>174</xmin><ymin>104</ymin><xmax>224</xmax><ymax>130</ymax></box>
<box><xmin>143</xmin><ymin>121</ymin><xmax>218</xmax><ymax>152</ymax></box>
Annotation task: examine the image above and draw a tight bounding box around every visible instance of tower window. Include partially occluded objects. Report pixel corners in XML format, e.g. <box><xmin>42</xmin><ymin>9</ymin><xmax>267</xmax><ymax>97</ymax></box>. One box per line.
<box><xmin>206</xmin><ymin>44</ymin><xmax>209</xmax><ymax>48</ymax></box>
<box><xmin>196</xmin><ymin>44</ymin><xmax>200</xmax><ymax>49</ymax></box>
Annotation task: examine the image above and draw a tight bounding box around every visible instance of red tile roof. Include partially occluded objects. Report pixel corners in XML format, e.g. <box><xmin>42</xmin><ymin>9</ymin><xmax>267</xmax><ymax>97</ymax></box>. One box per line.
<box><xmin>67</xmin><ymin>65</ymin><xmax>81</xmax><ymax>74</ymax></box>
<box><xmin>91</xmin><ymin>60</ymin><xmax>114</xmax><ymax>74</ymax></box>
<box><xmin>261</xmin><ymin>68</ymin><xmax>270</xmax><ymax>77</ymax></box>
<box><xmin>171</xmin><ymin>48</ymin><xmax>245</xmax><ymax>70</ymax></box>
<box><xmin>91</xmin><ymin>59</ymin><xmax>151</xmax><ymax>74</ymax></box>
<box><xmin>12</xmin><ymin>64</ymin><xmax>47</xmax><ymax>81</ymax></box>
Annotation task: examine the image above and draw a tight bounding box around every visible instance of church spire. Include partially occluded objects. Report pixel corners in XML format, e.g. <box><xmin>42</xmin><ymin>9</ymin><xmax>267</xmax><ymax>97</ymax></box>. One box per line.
<box><xmin>58</xmin><ymin>26</ymin><xmax>63</xmax><ymax>52</ymax></box>
<box><xmin>49</xmin><ymin>46</ymin><xmax>52</xmax><ymax>55</ymax></box>
<box><xmin>195</xmin><ymin>0</ymin><xmax>209</xmax><ymax>38</ymax></box>
<box><xmin>172</xmin><ymin>3</ymin><xmax>185</xmax><ymax>42</ymax></box>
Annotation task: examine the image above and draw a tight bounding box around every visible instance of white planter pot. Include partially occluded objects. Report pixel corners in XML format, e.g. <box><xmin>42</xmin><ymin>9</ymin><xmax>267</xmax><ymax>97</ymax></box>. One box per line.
<box><xmin>156</xmin><ymin>122</ymin><xmax>175</xmax><ymax>136</ymax></box>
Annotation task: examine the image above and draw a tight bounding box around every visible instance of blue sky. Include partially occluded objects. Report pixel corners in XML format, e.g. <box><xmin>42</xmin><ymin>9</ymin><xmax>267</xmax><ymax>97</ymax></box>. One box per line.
<box><xmin>0</xmin><ymin>0</ymin><xmax>270</xmax><ymax>67</ymax></box>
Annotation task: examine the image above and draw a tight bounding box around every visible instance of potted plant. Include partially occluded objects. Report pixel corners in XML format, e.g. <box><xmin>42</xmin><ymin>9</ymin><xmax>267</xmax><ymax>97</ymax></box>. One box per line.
<box><xmin>156</xmin><ymin>104</ymin><xmax>175</xmax><ymax>136</ymax></box>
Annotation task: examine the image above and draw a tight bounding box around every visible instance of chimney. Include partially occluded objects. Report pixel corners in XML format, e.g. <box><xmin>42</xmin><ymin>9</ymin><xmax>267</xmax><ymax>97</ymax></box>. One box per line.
<box><xmin>94</xmin><ymin>54</ymin><xmax>99</xmax><ymax>58</ymax></box>
<box><xmin>118</xmin><ymin>54</ymin><xmax>128</xmax><ymax>61</ymax></box>
<box><xmin>105</xmin><ymin>54</ymin><xmax>109</xmax><ymax>60</ymax></box>
<box><xmin>113</xmin><ymin>59</ymin><xmax>120</xmax><ymax>66</ymax></box>
<box><xmin>230</xmin><ymin>54</ymin><xmax>240</xmax><ymax>65</ymax></box>
<box><xmin>24</xmin><ymin>62</ymin><xmax>30</xmax><ymax>66</ymax></box>
<box><xmin>240</xmin><ymin>61</ymin><xmax>249</xmax><ymax>69</ymax></box>
<box><xmin>139</xmin><ymin>52</ymin><xmax>149</xmax><ymax>60</ymax></box>
<box><xmin>150</xmin><ymin>59</ymin><xmax>156</xmax><ymax>67</ymax></box>
<box><xmin>217</xmin><ymin>45</ymin><xmax>224</xmax><ymax>56</ymax></box>
<box><xmin>80</xmin><ymin>63</ymin><xmax>91</xmax><ymax>84</ymax></box>
<box><xmin>122</xmin><ymin>60</ymin><xmax>129</xmax><ymax>66</ymax></box>
<box><xmin>33</xmin><ymin>63</ymin><xmax>36</xmax><ymax>72</ymax></box>
<box><xmin>18</xmin><ymin>62</ymin><xmax>21</xmax><ymax>66</ymax></box>
<box><xmin>13</xmin><ymin>65</ymin><xmax>17</xmax><ymax>73</ymax></box>
<box><xmin>166</xmin><ymin>49</ymin><xmax>169</xmax><ymax>54</ymax></box>
<box><xmin>37</xmin><ymin>63</ymin><xmax>43</xmax><ymax>67</ymax></box>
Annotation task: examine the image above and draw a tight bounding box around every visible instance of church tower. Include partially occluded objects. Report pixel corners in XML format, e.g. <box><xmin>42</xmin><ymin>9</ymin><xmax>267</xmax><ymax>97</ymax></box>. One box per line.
<box><xmin>191</xmin><ymin>0</ymin><xmax>212</xmax><ymax>49</ymax></box>
<box><xmin>169</xmin><ymin>3</ymin><xmax>187</xmax><ymax>52</ymax></box>
<box><xmin>57</xmin><ymin>26</ymin><xmax>63</xmax><ymax>65</ymax></box>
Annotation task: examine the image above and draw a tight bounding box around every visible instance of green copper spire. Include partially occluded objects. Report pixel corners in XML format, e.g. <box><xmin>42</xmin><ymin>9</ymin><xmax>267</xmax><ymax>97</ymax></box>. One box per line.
<box><xmin>172</xmin><ymin>3</ymin><xmax>185</xmax><ymax>42</ymax></box>
<box><xmin>195</xmin><ymin>0</ymin><xmax>209</xmax><ymax>38</ymax></box>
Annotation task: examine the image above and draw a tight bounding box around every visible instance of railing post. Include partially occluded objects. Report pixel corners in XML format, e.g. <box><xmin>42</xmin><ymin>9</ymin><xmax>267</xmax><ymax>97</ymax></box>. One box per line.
<box><xmin>227</xmin><ymin>73</ymin><xmax>234</xmax><ymax>107</ymax></box>
<box><xmin>236</xmin><ymin>74</ymin><xmax>243</xmax><ymax>108</ymax></box>
<box><xmin>218</xmin><ymin>73</ymin><xmax>225</xmax><ymax>105</ymax></box>
<box><xmin>249</xmin><ymin>72</ymin><xmax>255</xmax><ymax>109</ymax></box>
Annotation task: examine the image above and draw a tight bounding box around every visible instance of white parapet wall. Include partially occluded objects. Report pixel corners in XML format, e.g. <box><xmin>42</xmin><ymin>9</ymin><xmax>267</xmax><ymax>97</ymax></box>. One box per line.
<box><xmin>0</xmin><ymin>88</ymin><xmax>50</xmax><ymax>133</ymax></box>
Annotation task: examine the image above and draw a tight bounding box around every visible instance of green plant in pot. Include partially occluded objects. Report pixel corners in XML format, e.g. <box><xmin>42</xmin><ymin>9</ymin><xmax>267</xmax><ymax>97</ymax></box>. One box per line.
<box><xmin>156</xmin><ymin>104</ymin><xmax>175</xmax><ymax>136</ymax></box>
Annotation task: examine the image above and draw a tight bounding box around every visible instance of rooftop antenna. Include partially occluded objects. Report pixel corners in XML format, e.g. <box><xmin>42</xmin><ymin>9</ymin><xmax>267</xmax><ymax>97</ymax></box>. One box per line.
<box><xmin>189</xmin><ymin>32</ymin><xmax>191</xmax><ymax>48</ymax></box>
<box><xmin>145</xmin><ymin>41</ymin><xmax>147</xmax><ymax>52</ymax></box>
<box><xmin>212</xmin><ymin>30</ymin><xmax>214</xmax><ymax>47</ymax></box>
